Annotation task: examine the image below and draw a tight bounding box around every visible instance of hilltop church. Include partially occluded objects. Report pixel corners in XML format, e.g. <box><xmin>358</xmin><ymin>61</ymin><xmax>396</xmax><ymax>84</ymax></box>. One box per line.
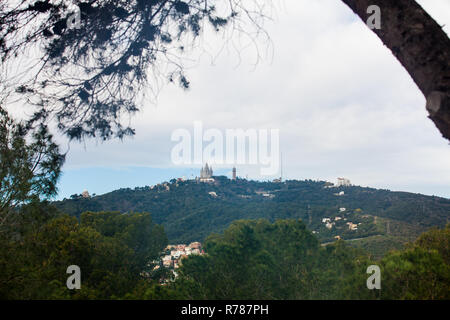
<box><xmin>198</xmin><ymin>163</ymin><xmax>214</xmax><ymax>183</ymax></box>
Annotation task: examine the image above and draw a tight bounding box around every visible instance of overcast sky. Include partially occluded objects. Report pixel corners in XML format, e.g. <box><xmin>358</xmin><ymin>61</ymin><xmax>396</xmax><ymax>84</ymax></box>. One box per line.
<box><xmin>54</xmin><ymin>0</ymin><xmax>450</xmax><ymax>199</ymax></box>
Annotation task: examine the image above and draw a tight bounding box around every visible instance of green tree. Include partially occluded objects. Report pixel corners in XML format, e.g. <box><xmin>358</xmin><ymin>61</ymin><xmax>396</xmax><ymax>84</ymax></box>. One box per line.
<box><xmin>175</xmin><ymin>219</ymin><xmax>377</xmax><ymax>299</ymax></box>
<box><xmin>0</xmin><ymin>210</ymin><xmax>168</xmax><ymax>299</ymax></box>
<box><xmin>380</xmin><ymin>225</ymin><xmax>450</xmax><ymax>299</ymax></box>
<box><xmin>81</xmin><ymin>211</ymin><xmax>168</xmax><ymax>273</ymax></box>
<box><xmin>0</xmin><ymin>107</ymin><xmax>64</xmax><ymax>233</ymax></box>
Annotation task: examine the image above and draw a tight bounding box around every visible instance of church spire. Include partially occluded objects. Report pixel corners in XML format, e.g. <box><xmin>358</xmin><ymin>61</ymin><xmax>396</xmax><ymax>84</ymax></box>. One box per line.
<box><xmin>200</xmin><ymin>163</ymin><xmax>213</xmax><ymax>179</ymax></box>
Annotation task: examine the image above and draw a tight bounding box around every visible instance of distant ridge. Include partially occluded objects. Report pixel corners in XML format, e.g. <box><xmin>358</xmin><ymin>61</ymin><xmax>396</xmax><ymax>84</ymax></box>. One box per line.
<box><xmin>53</xmin><ymin>178</ymin><xmax>450</xmax><ymax>259</ymax></box>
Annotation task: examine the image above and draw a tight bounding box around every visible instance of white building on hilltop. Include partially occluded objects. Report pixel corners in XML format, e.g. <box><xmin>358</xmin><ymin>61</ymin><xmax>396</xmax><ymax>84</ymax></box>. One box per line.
<box><xmin>336</xmin><ymin>177</ymin><xmax>351</xmax><ymax>187</ymax></box>
<box><xmin>199</xmin><ymin>163</ymin><xmax>214</xmax><ymax>182</ymax></box>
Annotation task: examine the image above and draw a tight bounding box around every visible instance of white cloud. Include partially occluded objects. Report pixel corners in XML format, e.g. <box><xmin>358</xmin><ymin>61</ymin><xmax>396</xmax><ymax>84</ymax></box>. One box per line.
<box><xmin>59</xmin><ymin>0</ymin><xmax>450</xmax><ymax>197</ymax></box>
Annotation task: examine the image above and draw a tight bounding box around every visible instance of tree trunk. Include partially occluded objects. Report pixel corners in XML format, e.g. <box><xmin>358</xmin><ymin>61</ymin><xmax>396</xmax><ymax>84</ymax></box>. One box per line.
<box><xmin>341</xmin><ymin>0</ymin><xmax>450</xmax><ymax>141</ymax></box>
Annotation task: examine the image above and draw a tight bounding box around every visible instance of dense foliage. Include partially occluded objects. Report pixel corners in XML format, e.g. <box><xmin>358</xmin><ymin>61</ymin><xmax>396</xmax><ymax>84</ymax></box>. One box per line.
<box><xmin>173</xmin><ymin>220</ymin><xmax>450</xmax><ymax>300</ymax></box>
<box><xmin>0</xmin><ymin>108</ymin><xmax>64</xmax><ymax>211</ymax></box>
<box><xmin>54</xmin><ymin>178</ymin><xmax>450</xmax><ymax>257</ymax></box>
<box><xmin>380</xmin><ymin>225</ymin><xmax>450</xmax><ymax>299</ymax></box>
<box><xmin>174</xmin><ymin>219</ymin><xmax>376</xmax><ymax>299</ymax></box>
<box><xmin>1</xmin><ymin>201</ymin><xmax>448</xmax><ymax>299</ymax></box>
<box><xmin>0</xmin><ymin>107</ymin><xmax>65</xmax><ymax>238</ymax></box>
<box><xmin>0</xmin><ymin>204</ymin><xmax>167</xmax><ymax>299</ymax></box>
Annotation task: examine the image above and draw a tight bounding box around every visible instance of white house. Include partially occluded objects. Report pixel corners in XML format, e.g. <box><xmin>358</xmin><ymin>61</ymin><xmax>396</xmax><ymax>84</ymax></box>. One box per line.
<box><xmin>336</xmin><ymin>178</ymin><xmax>351</xmax><ymax>187</ymax></box>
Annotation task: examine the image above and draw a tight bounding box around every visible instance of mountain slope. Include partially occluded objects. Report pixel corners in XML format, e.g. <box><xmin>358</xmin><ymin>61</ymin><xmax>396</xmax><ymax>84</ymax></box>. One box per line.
<box><xmin>53</xmin><ymin>178</ymin><xmax>450</xmax><ymax>257</ymax></box>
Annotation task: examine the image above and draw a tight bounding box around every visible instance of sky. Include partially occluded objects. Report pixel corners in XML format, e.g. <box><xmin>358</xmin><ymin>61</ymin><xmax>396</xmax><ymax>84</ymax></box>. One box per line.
<box><xmin>50</xmin><ymin>0</ymin><xmax>450</xmax><ymax>199</ymax></box>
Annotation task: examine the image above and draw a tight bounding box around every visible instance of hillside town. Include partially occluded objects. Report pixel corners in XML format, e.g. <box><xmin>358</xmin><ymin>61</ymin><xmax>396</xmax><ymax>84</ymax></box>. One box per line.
<box><xmin>154</xmin><ymin>242</ymin><xmax>205</xmax><ymax>278</ymax></box>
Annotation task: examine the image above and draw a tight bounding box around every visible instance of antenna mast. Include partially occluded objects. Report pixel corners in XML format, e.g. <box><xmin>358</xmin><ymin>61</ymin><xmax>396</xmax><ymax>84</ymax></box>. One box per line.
<box><xmin>280</xmin><ymin>152</ymin><xmax>283</xmax><ymax>182</ymax></box>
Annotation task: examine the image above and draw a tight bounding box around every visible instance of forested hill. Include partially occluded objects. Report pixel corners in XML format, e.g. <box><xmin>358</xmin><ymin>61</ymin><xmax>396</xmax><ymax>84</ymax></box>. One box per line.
<box><xmin>53</xmin><ymin>177</ymin><xmax>449</xmax><ymax>254</ymax></box>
